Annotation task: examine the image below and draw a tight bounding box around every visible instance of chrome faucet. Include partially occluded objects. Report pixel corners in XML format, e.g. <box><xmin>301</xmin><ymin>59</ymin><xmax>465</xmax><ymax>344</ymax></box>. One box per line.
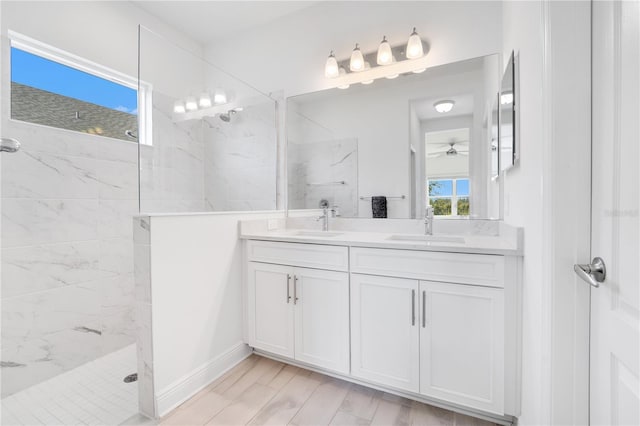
<box><xmin>317</xmin><ymin>206</ymin><xmax>330</xmax><ymax>231</ymax></box>
<box><xmin>425</xmin><ymin>206</ymin><xmax>434</xmax><ymax>235</ymax></box>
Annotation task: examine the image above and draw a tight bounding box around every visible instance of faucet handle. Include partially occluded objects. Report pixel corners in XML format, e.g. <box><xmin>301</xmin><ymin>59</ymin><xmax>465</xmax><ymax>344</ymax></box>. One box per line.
<box><xmin>425</xmin><ymin>205</ymin><xmax>434</xmax><ymax>218</ymax></box>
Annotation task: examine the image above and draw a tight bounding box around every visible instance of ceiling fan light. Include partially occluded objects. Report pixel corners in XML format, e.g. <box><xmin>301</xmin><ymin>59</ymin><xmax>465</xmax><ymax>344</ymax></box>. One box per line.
<box><xmin>406</xmin><ymin>27</ymin><xmax>424</xmax><ymax>59</ymax></box>
<box><xmin>434</xmin><ymin>100</ymin><xmax>455</xmax><ymax>113</ymax></box>
<box><xmin>376</xmin><ymin>36</ymin><xmax>393</xmax><ymax>65</ymax></box>
<box><xmin>350</xmin><ymin>44</ymin><xmax>364</xmax><ymax>72</ymax></box>
<box><xmin>325</xmin><ymin>51</ymin><xmax>339</xmax><ymax>78</ymax></box>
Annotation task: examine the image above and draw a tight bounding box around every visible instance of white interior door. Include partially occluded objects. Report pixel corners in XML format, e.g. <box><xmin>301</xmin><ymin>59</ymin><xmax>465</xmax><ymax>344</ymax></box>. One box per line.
<box><xmin>589</xmin><ymin>1</ymin><xmax>640</xmax><ymax>424</ymax></box>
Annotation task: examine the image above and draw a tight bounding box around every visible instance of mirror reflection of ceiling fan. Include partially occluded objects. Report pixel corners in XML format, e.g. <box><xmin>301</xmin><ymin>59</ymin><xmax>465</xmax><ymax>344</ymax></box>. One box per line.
<box><xmin>427</xmin><ymin>141</ymin><xmax>469</xmax><ymax>158</ymax></box>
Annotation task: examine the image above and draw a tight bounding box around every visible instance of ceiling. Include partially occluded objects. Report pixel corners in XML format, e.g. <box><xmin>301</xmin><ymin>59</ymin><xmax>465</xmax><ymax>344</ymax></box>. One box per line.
<box><xmin>132</xmin><ymin>1</ymin><xmax>319</xmax><ymax>44</ymax></box>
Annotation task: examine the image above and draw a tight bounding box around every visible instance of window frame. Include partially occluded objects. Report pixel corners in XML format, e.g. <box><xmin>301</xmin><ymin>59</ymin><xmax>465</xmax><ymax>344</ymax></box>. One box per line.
<box><xmin>8</xmin><ymin>30</ymin><xmax>152</xmax><ymax>146</ymax></box>
<box><xmin>427</xmin><ymin>177</ymin><xmax>470</xmax><ymax>217</ymax></box>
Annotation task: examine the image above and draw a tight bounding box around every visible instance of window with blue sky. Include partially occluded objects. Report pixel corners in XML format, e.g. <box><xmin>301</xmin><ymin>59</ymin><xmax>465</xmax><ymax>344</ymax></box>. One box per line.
<box><xmin>10</xmin><ymin>45</ymin><xmax>139</xmax><ymax>142</ymax></box>
<box><xmin>428</xmin><ymin>178</ymin><xmax>470</xmax><ymax>216</ymax></box>
<box><xmin>11</xmin><ymin>47</ymin><xmax>138</xmax><ymax>114</ymax></box>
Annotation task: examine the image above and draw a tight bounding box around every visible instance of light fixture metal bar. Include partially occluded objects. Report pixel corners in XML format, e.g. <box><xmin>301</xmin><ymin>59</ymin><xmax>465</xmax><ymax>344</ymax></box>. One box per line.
<box><xmin>329</xmin><ymin>43</ymin><xmax>430</xmax><ymax>88</ymax></box>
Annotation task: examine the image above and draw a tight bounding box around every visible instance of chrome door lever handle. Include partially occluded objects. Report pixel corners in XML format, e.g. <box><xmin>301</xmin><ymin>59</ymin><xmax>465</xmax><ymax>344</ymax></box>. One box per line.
<box><xmin>574</xmin><ymin>257</ymin><xmax>606</xmax><ymax>288</ymax></box>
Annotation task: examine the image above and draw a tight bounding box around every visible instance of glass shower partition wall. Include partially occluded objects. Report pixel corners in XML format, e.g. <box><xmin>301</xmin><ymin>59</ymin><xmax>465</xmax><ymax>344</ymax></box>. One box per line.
<box><xmin>137</xmin><ymin>26</ymin><xmax>278</xmax><ymax>214</ymax></box>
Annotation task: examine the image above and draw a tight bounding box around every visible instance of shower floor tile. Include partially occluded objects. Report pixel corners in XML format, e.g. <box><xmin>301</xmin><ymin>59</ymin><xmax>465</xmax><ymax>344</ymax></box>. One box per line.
<box><xmin>1</xmin><ymin>344</ymin><xmax>139</xmax><ymax>426</ymax></box>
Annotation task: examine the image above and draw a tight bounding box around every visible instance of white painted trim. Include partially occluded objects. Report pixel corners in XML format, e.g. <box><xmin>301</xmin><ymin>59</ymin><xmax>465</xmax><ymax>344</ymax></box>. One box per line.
<box><xmin>540</xmin><ymin>2</ymin><xmax>555</xmax><ymax>423</ymax></box>
<box><xmin>154</xmin><ymin>342</ymin><xmax>252</xmax><ymax>417</ymax></box>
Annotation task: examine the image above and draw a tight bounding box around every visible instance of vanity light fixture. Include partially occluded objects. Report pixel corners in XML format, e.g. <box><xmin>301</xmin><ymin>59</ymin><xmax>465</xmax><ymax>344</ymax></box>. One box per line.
<box><xmin>337</xmin><ymin>68</ymin><xmax>350</xmax><ymax>89</ymax></box>
<box><xmin>385</xmin><ymin>56</ymin><xmax>399</xmax><ymax>79</ymax></box>
<box><xmin>325</xmin><ymin>27</ymin><xmax>427</xmax><ymax>86</ymax></box>
<box><xmin>376</xmin><ymin>36</ymin><xmax>393</xmax><ymax>65</ymax></box>
<box><xmin>325</xmin><ymin>51</ymin><xmax>339</xmax><ymax>78</ymax></box>
<box><xmin>350</xmin><ymin>44</ymin><xmax>365</xmax><ymax>72</ymax></box>
<box><xmin>185</xmin><ymin>96</ymin><xmax>198</xmax><ymax>111</ymax></box>
<box><xmin>406</xmin><ymin>27</ymin><xmax>424</xmax><ymax>59</ymax></box>
<box><xmin>173</xmin><ymin>100</ymin><xmax>186</xmax><ymax>114</ymax></box>
<box><xmin>434</xmin><ymin>100</ymin><xmax>455</xmax><ymax>113</ymax></box>
<box><xmin>199</xmin><ymin>92</ymin><xmax>212</xmax><ymax>108</ymax></box>
<box><xmin>361</xmin><ymin>62</ymin><xmax>374</xmax><ymax>84</ymax></box>
<box><xmin>214</xmin><ymin>88</ymin><xmax>227</xmax><ymax>105</ymax></box>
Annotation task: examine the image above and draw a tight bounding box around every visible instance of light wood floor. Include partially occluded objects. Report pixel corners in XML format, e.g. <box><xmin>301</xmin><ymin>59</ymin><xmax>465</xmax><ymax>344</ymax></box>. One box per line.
<box><xmin>160</xmin><ymin>355</ymin><xmax>498</xmax><ymax>426</ymax></box>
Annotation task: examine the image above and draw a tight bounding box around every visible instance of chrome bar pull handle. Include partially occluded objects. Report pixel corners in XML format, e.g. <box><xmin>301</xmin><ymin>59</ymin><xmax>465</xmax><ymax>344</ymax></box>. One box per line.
<box><xmin>286</xmin><ymin>274</ymin><xmax>292</xmax><ymax>303</ymax></box>
<box><xmin>293</xmin><ymin>275</ymin><xmax>299</xmax><ymax>304</ymax></box>
<box><xmin>422</xmin><ymin>291</ymin><xmax>426</xmax><ymax>328</ymax></box>
<box><xmin>574</xmin><ymin>257</ymin><xmax>606</xmax><ymax>288</ymax></box>
<box><xmin>0</xmin><ymin>137</ymin><xmax>21</xmax><ymax>153</ymax></box>
<box><xmin>411</xmin><ymin>289</ymin><xmax>416</xmax><ymax>326</ymax></box>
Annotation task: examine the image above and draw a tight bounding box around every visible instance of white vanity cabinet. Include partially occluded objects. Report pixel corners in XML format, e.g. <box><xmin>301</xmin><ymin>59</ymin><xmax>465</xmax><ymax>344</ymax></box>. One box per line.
<box><xmin>350</xmin><ymin>274</ymin><xmax>421</xmax><ymax>392</ymax></box>
<box><xmin>419</xmin><ymin>281</ymin><xmax>504</xmax><ymax>414</ymax></box>
<box><xmin>244</xmin><ymin>238</ymin><xmax>521</xmax><ymax>419</ymax></box>
<box><xmin>246</xmin><ymin>241</ymin><xmax>350</xmax><ymax>374</ymax></box>
<box><xmin>350</xmin><ymin>247</ymin><xmax>511</xmax><ymax>415</ymax></box>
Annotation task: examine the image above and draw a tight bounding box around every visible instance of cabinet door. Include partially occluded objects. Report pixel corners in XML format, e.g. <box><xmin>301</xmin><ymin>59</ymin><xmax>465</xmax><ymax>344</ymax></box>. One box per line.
<box><xmin>247</xmin><ymin>262</ymin><xmax>294</xmax><ymax>358</ymax></box>
<box><xmin>293</xmin><ymin>268</ymin><xmax>350</xmax><ymax>374</ymax></box>
<box><xmin>351</xmin><ymin>273</ymin><xmax>420</xmax><ymax>392</ymax></box>
<box><xmin>419</xmin><ymin>281</ymin><xmax>504</xmax><ymax>414</ymax></box>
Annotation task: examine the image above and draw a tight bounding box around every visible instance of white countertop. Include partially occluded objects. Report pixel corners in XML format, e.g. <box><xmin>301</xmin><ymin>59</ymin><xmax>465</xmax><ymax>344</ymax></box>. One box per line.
<box><xmin>240</xmin><ymin>227</ymin><xmax>522</xmax><ymax>256</ymax></box>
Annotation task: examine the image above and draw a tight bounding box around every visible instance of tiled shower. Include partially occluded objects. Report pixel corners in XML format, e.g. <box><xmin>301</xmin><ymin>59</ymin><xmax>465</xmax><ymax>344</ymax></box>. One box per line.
<box><xmin>1</xmin><ymin>26</ymin><xmax>277</xmax><ymax>424</ymax></box>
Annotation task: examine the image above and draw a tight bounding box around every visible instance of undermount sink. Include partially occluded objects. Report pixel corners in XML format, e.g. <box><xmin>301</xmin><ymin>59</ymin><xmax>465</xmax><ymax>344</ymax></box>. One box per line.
<box><xmin>386</xmin><ymin>234</ymin><xmax>466</xmax><ymax>244</ymax></box>
<box><xmin>292</xmin><ymin>230</ymin><xmax>344</xmax><ymax>237</ymax></box>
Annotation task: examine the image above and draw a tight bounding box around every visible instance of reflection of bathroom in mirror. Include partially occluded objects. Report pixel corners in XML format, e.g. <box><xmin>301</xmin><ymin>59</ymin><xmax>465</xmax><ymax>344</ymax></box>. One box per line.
<box><xmin>500</xmin><ymin>51</ymin><xmax>516</xmax><ymax>171</ymax></box>
<box><xmin>287</xmin><ymin>54</ymin><xmax>501</xmax><ymax>220</ymax></box>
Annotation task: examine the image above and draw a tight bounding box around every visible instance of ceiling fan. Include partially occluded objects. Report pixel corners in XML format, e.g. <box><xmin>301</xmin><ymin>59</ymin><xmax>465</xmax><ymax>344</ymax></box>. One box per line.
<box><xmin>427</xmin><ymin>141</ymin><xmax>469</xmax><ymax>158</ymax></box>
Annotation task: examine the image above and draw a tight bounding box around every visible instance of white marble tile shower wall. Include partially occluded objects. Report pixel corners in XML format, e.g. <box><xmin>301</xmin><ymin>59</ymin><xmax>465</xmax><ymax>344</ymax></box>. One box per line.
<box><xmin>203</xmin><ymin>102</ymin><xmax>277</xmax><ymax>212</ymax></box>
<box><xmin>288</xmin><ymin>138</ymin><xmax>358</xmax><ymax>216</ymax></box>
<box><xmin>133</xmin><ymin>216</ymin><xmax>155</xmax><ymax>417</ymax></box>
<box><xmin>1</xmin><ymin>120</ymin><xmax>138</xmax><ymax>397</ymax></box>
<box><xmin>139</xmin><ymin>92</ymin><xmax>205</xmax><ymax>213</ymax></box>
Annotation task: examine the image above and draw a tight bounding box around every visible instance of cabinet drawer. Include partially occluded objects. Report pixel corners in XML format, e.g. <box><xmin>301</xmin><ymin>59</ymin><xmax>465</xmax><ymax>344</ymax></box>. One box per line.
<box><xmin>351</xmin><ymin>247</ymin><xmax>504</xmax><ymax>288</ymax></box>
<box><xmin>247</xmin><ymin>240</ymin><xmax>349</xmax><ymax>272</ymax></box>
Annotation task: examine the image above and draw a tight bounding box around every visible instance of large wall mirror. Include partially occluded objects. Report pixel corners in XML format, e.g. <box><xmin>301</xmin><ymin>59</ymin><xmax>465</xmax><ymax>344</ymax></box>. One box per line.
<box><xmin>287</xmin><ymin>54</ymin><xmax>501</xmax><ymax>219</ymax></box>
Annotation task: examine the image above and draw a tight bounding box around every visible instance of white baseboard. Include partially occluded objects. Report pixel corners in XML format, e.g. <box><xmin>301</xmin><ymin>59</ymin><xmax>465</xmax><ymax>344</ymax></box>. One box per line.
<box><xmin>155</xmin><ymin>342</ymin><xmax>252</xmax><ymax>417</ymax></box>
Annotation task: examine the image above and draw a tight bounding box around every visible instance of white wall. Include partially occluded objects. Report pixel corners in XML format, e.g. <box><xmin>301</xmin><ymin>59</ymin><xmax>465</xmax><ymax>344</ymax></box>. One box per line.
<box><xmin>501</xmin><ymin>1</ymin><xmax>591</xmax><ymax>424</ymax></box>
<box><xmin>206</xmin><ymin>1</ymin><xmax>502</xmax><ymax>97</ymax></box>
<box><xmin>500</xmin><ymin>4</ymin><xmax>547</xmax><ymax>421</ymax></box>
<box><xmin>142</xmin><ymin>211</ymin><xmax>284</xmax><ymax>416</ymax></box>
<box><xmin>1</xmin><ymin>1</ymin><xmax>202</xmax><ymax>81</ymax></box>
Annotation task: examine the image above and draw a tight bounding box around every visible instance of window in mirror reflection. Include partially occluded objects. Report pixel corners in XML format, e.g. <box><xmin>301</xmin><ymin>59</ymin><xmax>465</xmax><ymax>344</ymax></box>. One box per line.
<box><xmin>428</xmin><ymin>178</ymin><xmax>469</xmax><ymax>216</ymax></box>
